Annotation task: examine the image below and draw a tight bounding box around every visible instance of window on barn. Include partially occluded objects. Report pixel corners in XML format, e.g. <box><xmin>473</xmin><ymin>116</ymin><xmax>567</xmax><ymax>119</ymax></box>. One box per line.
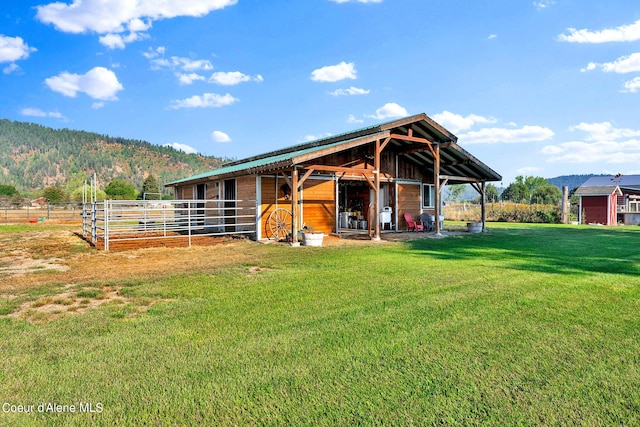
<box><xmin>422</xmin><ymin>184</ymin><xmax>434</xmax><ymax>209</ymax></box>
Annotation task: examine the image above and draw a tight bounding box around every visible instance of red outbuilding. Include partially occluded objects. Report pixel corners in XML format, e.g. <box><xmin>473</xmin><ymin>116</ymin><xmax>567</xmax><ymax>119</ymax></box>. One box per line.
<box><xmin>575</xmin><ymin>175</ymin><xmax>640</xmax><ymax>225</ymax></box>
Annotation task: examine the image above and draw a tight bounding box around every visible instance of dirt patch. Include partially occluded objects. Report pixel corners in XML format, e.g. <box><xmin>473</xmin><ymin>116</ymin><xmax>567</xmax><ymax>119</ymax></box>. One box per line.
<box><xmin>0</xmin><ymin>227</ymin><xmax>268</xmax><ymax>294</ymax></box>
<box><xmin>5</xmin><ymin>285</ymin><xmax>159</xmax><ymax>324</ymax></box>
<box><xmin>247</xmin><ymin>266</ymin><xmax>272</xmax><ymax>276</ymax></box>
<box><xmin>0</xmin><ymin>226</ymin><xmax>461</xmax><ymax>295</ymax></box>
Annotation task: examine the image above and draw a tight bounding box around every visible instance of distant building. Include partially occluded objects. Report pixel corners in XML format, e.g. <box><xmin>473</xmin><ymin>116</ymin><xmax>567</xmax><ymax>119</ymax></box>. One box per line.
<box><xmin>574</xmin><ymin>175</ymin><xmax>640</xmax><ymax>225</ymax></box>
<box><xmin>30</xmin><ymin>197</ymin><xmax>47</xmax><ymax>208</ymax></box>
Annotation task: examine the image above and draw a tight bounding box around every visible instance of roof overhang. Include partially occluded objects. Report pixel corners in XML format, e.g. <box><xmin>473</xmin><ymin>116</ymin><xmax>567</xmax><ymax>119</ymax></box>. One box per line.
<box><xmin>166</xmin><ymin>113</ymin><xmax>502</xmax><ymax>187</ymax></box>
<box><xmin>574</xmin><ymin>185</ymin><xmax>622</xmax><ymax>197</ymax></box>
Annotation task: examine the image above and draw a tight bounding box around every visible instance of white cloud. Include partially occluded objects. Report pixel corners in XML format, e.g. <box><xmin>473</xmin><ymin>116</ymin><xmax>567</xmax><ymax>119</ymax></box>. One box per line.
<box><xmin>144</xmin><ymin>48</ymin><xmax>217</xmax><ymax>84</ymax></box>
<box><xmin>142</xmin><ymin>46</ymin><xmax>165</xmax><ymax>59</ymax></box>
<box><xmin>298</xmin><ymin>133</ymin><xmax>333</xmax><ymax>143</ymax></box>
<box><xmin>311</xmin><ymin>61</ymin><xmax>357</xmax><ymax>82</ymax></box>
<box><xmin>99</xmin><ymin>31</ymin><xmax>148</xmax><ymax>49</ymax></box>
<box><xmin>488</xmin><ymin>34</ymin><xmax>497</xmax><ymax>40</ymax></box>
<box><xmin>21</xmin><ymin>108</ymin><xmax>65</xmax><ymax>120</ymax></box>
<box><xmin>92</xmin><ymin>102</ymin><xmax>105</xmax><ymax>109</ymax></box>
<box><xmin>533</xmin><ymin>0</ymin><xmax>555</xmax><ymax>10</ymax></box>
<box><xmin>177</xmin><ymin>73</ymin><xmax>206</xmax><ymax>85</ymax></box>
<box><xmin>45</xmin><ymin>67</ymin><xmax>123</xmax><ymax>101</ymax></box>
<box><xmin>347</xmin><ymin>114</ymin><xmax>364</xmax><ymax>124</ymax></box>
<box><xmin>3</xmin><ymin>63</ymin><xmax>20</xmax><ymax>74</ymax></box>
<box><xmin>329</xmin><ymin>86</ymin><xmax>370</xmax><ymax>96</ymax></box>
<box><xmin>431</xmin><ymin>111</ymin><xmax>497</xmax><ymax>134</ymax></box>
<box><xmin>569</xmin><ymin>122</ymin><xmax>640</xmax><ymax>141</ymax></box>
<box><xmin>543</xmin><ymin>122</ymin><xmax>640</xmax><ymax>164</ymax></box>
<box><xmin>558</xmin><ymin>19</ymin><xmax>640</xmax><ymax>43</ymax></box>
<box><xmin>209</xmin><ymin>71</ymin><xmax>263</xmax><ymax>85</ymax></box>
<box><xmin>622</xmin><ymin>77</ymin><xmax>640</xmax><ymax>93</ymax></box>
<box><xmin>164</xmin><ymin>142</ymin><xmax>198</xmax><ymax>154</ymax></box>
<box><xmin>458</xmin><ymin>126</ymin><xmax>554</xmax><ymax>144</ymax></box>
<box><xmin>582</xmin><ymin>52</ymin><xmax>640</xmax><ymax>74</ymax></box>
<box><xmin>517</xmin><ymin>166</ymin><xmax>542</xmax><ymax>174</ymax></box>
<box><xmin>36</xmin><ymin>0</ymin><xmax>238</xmax><ymax>48</ymax></box>
<box><xmin>365</xmin><ymin>103</ymin><xmax>408</xmax><ymax>120</ymax></box>
<box><xmin>0</xmin><ymin>35</ymin><xmax>36</xmax><ymax>63</ymax></box>
<box><xmin>146</xmin><ymin>52</ymin><xmax>213</xmax><ymax>72</ymax></box>
<box><xmin>211</xmin><ymin>131</ymin><xmax>231</xmax><ymax>143</ymax></box>
<box><xmin>169</xmin><ymin>93</ymin><xmax>238</xmax><ymax>109</ymax></box>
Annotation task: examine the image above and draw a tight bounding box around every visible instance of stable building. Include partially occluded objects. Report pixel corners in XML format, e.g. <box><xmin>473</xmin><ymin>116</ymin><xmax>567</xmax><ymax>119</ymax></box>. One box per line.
<box><xmin>166</xmin><ymin>114</ymin><xmax>502</xmax><ymax>243</ymax></box>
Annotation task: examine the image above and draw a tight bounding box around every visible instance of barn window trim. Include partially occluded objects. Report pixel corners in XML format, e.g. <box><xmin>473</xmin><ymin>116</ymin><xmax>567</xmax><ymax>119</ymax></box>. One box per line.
<box><xmin>422</xmin><ymin>184</ymin><xmax>435</xmax><ymax>209</ymax></box>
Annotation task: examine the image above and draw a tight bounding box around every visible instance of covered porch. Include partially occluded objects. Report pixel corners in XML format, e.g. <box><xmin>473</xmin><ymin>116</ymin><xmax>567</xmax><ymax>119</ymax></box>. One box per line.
<box><xmin>166</xmin><ymin>114</ymin><xmax>501</xmax><ymax>245</ymax></box>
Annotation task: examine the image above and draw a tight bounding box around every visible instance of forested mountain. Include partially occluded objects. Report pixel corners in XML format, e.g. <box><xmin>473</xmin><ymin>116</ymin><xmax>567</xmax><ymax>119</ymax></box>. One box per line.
<box><xmin>547</xmin><ymin>174</ymin><xmax>608</xmax><ymax>192</ymax></box>
<box><xmin>0</xmin><ymin>119</ymin><xmax>227</xmax><ymax>194</ymax></box>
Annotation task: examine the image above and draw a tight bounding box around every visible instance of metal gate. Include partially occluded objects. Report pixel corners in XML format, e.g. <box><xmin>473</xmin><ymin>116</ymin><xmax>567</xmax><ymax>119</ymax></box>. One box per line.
<box><xmin>82</xmin><ymin>199</ymin><xmax>257</xmax><ymax>251</ymax></box>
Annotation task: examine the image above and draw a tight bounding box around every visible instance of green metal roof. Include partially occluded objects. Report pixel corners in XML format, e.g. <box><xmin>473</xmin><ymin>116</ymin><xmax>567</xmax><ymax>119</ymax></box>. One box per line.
<box><xmin>166</xmin><ymin>113</ymin><xmax>502</xmax><ymax>187</ymax></box>
<box><xmin>166</xmin><ymin>136</ymin><xmax>370</xmax><ymax>186</ymax></box>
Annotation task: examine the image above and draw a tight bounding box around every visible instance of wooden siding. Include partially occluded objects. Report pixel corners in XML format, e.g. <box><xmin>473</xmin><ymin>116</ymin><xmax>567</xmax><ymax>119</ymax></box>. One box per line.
<box><xmin>581</xmin><ymin>196</ymin><xmax>608</xmax><ymax>225</ymax></box>
<box><xmin>205</xmin><ymin>183</ymin><xmax>219</xmax><ymax>200</ymax></box>
<box><xmin>302</xmin><ymin>178</ymin><xmax>336</xmax><ymax>234</ymax></box>
<box><xmin>397</xmin><ymin>183</ymin><xmax>421</xmax><ymax>230</ymax></box>
<box><xmin>237</xmin><ymin>176</ymin><xmax>257</xmax><ymax>200</ymax></box>
<box><xmin>260</xmin><ymin>176</ymin><xmax>292</xmax><ymax>239</ymax></box>
<box><xmin>179</xmin><ymin>185</ymin><xmax>194</xmax><ymax>199</ymax></box>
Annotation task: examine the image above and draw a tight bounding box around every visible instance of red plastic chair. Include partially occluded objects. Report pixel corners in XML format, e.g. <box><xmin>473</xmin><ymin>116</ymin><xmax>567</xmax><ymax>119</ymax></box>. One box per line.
<box><xmin>403</xmin><ymin>213</ymin><xmax>424</xmax><ymax>232</ymax></box>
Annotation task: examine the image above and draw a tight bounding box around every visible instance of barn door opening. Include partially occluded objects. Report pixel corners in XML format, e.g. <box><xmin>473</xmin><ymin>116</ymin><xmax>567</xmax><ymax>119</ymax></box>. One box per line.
<box><xmin>224</xmin><ymin>179</ymin><xmax>236</xmax><ymax>232</ymax></box>
<box><xmin>196</xmin><ymin>183</ymin><xmax>206</xmax><ymax>226</ymax></box>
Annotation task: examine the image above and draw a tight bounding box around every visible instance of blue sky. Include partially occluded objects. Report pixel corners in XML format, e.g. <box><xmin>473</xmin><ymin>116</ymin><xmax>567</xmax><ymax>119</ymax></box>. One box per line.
<box><xmin>2</xmin><ymin>0</ymin><xmax>640</xmax><ymax>184</ymax></box>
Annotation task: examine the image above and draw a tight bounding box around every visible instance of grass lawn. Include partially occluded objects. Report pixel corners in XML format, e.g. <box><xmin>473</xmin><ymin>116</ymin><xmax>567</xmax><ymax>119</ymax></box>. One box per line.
<box><xmin>1</xmin><ymin>223</ymin><xmax>639</xmax><ymax>425</ymax></box>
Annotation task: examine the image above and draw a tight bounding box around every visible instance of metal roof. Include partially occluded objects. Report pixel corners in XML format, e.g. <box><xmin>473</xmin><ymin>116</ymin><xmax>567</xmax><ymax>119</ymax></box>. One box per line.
<box><xmin>166</xmin><ymin>132</ymin><xmax>386</xmax><ymax>185</ymax></box>
<box><xmin>579</xmin><ymin>175</ymin><xmax>640</xmax><ymax>191</ymax></box>
<box><xmin>574</xmin><ymin>185</ymin><xmax>622</xmax><ymax>196</ymax></box>
<box><xmin>167</xmin><ymin>113</ymin><xmax>502</xmax><ymax>186</ymax></box>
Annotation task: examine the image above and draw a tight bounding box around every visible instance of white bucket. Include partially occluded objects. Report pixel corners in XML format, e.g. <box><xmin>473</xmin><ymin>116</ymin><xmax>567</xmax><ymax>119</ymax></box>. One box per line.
<box><xmin>302</xmin><ymin>232</ymin><xmax>324</xmax><ymax>246</ymax></box>
<box><xmin>467</xmin><ymin>222</ymin><xmax>482</xmax><ymax>233</ymax></box>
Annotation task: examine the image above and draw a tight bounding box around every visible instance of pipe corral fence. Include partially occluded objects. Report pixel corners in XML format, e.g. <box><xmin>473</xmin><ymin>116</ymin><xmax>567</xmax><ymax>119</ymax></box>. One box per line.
<box><xmin>1</xmin><ymin>203</ymin><xmax>84</xmax><ymax>224</ymax></box>
<box><xmin>82</xmin><ymin>199</ymin><xmax>258</xmax><ymax>251</ymax></box>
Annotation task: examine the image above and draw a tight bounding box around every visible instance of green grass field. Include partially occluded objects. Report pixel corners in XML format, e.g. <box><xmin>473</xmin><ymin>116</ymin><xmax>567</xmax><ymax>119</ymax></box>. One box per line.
<box><xmin>1</xmin><ymin>224</ymin><xmax>639</xmax><ymax>426</ymax></box>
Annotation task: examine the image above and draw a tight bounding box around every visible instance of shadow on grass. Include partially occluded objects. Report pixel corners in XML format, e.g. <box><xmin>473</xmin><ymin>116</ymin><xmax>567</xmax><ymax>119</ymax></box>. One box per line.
<box><xmin>408</xmin><ymin>225</ymin><xmax>640</xmax><ymax>277</ymax></box>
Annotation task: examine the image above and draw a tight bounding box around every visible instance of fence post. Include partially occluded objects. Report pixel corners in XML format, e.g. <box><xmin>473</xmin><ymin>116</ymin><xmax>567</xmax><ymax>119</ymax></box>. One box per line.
<box><xmin>91</xmin><ymin>202</ymin><xmax>97</xmax><ymax>245</ymax></box>
<box><xmin>255</xmin><ymin>199</ymin><xmax>260</xmax><ymax>240</ymax></box>
<box><xmin>187</xmin><ymin>200</ymin><xmax>192</xmax><ymax>247</ymax></box>
<box><xmin>104</xmin><ymin>201</ymin><xmax>109</xmax><ymax>251</ymax></box>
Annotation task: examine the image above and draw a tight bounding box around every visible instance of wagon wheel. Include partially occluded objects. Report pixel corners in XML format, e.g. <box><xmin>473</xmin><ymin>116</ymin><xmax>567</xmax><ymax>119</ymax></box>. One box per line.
<box><xmin>266</xmin><ymin>208</ymin><xmax>292</xmax><ymax>241</ymax></box>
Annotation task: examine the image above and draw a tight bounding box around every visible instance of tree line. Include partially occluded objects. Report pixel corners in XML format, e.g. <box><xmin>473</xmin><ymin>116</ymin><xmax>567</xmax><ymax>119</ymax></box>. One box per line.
<box><xmin>0</xmin><ymin>118</ymin><xmax>228</xmax><ymax>195</ymax></box>
<box><xmin>446</xmin><ymin>175</ymin><xmax>562</xmax><ymax>205</ymax></box>
<box><xmin>0</xmin><ymin>174</ymin><xmax>167</xmax><ymax>207</ymax></box>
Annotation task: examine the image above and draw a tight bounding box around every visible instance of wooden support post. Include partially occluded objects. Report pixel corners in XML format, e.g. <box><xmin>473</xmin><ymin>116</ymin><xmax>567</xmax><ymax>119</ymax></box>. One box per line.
<box><xmin>561</xmin><ymin>186</ymin><xmax>569</xmax><ymax>224</ymax></box>
<box><xmin>291</xmin><ymin>168</ymin><xmax>300</xmax><ymax>246</ymax></box>
<box><xmin>434</xmin><ymin>143</ymin><xmax>441</xmax><ymax>235</ymax></box>
<box><xmin>481</xmin><ymin>182</ymin><xmax>487</xmax><ymax>232</ymax></box>
<box><xmin>373</xmin><ymin>139</ymin><xmax>381</xmax><ymax>240</ymax></box>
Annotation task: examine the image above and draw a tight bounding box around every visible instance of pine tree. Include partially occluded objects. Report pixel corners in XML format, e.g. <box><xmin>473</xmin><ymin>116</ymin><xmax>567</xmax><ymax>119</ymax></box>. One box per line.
<box><xmin>141</xmin><ymin>174</ymin><xmax>161</xmax><ymax>200</ymax></box>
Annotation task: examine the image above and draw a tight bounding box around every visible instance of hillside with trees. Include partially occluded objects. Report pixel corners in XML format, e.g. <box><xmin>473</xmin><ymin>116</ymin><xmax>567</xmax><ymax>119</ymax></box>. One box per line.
<box><xmin>547</xmin><ymin>174</ymin><xmax>607</xmax><ymax>192</ymax></box>
<box><xmin>0</xmin><ymin>119</ymin><xmax>227</xmax><ymax>196</ymax></box>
